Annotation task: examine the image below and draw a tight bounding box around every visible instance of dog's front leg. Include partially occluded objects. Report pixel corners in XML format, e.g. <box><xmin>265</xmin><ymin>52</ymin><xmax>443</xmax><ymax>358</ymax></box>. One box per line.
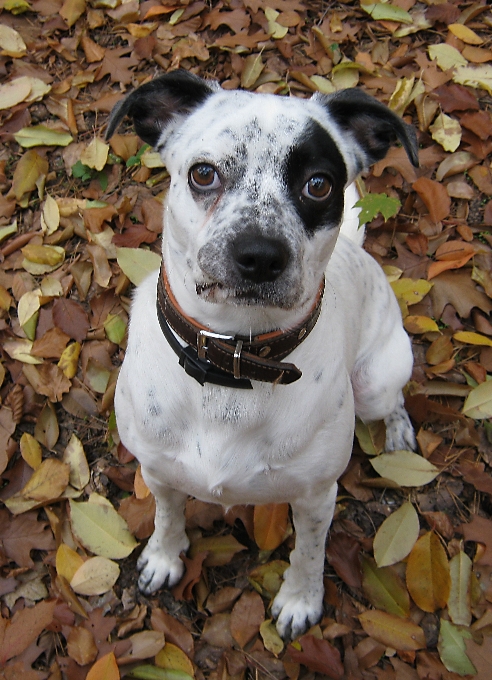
<box><xmin>137</xmin><ymin>482</ymin><xmax>190</xmax><ymax>595</ymax></box>
<box><xmin>272</xmin><ymin>484</ymin><xmax>337</xmax><ymax>639</ymax></box>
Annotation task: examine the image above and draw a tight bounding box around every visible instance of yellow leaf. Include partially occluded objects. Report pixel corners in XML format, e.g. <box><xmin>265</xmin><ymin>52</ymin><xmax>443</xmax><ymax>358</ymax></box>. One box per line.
<box><xmin>0</xmin><ymin>24</ymin><xmax>27</xmax><ymax>57</ymax></box>
<box><xmin>448</xmin><ymin>551</ymin><xmax>472</xmax><ymax>627</ymax></box>
<box><xmin>448</xmin><ymin>23</ymin><xmax>483</xmax><ymax>45</ymax></box>
<box><xmin>359</xmin><ymin>610</ymin><xmax>426</xmax><ymax>651</ymax></box>
<box><xmin>0</xmin><ymin>76</ymin><xmax>31</xmax><ymax>110</ymax></box>
<box><xmin>70</xmin><ymin>556</ymin><xmax>120</xmax><ymax>595</ymax></box>
<box><xmin>60</xmin><ymin>0</ymin><xmax>86</xmax><ymax>27</ymax></box>
<box><xmin>155</xmin><ymin>642</ymin><xmax>195</xmax><ymax>677</ymax></box>
<box><xmin>453</xmin><ymin>331</ymin><xmax>492</xmax><ymax>347</ymax></box>
<box><xmin>428</xmin><ymin>44</ymin><xmax>467</xmax><ymax>71</ymax></box>
<box><xmin>19</xmin><ymin>432</ymin><xmax>42</xmax><ymax>470</ymax></box>
<box><xmin>12</xmin><ymin>150</ymin><xmax>49</xmax><ymax>201</ymax></box>
<box><xmin>86</xmin><ymin>651</ymin><xmax>120</xmax><ymax>680</ymax></box>
<box><xmin>453</xmin><ymin>64</ymin><xmax>492</xmax><ymax>95</ymax></box>
<box><xmin>116</xmin><ymin>247</ymin><xmax>161</xmax><ymax>286</ymax></box>
<box><xmin>404</xmin><ymin>315</ymin><xmax>440</xmax><ymax>334</ymax></box>
<box><xmin>3</xmin><ymin>339</ymin><xmax>43</xmax><ymax>364</ymax></box>
<box><xmin>22</xmin><ymin>244</ymin><xmax>65</xmax><ymax>266</ymax></box>
<box><xmin>260</xmin><ymin>619</ymin><xmax>284</xmax><ymax>656</ymax></box>
<box><xmin>390</xmin><ymin>278</ymin><xmax>433</xmax><ymax>306</ymax></box>
<box><xmin>429</xmin><ymin>113</ymin><xmax>462</xmax><ymax>152</ymax></box>
<box><xmin>406</xmin><ymin>531</ymin><xmax>451</xmax><ymax>612</ymax></box>
<box><xmin>373</xmin><ymin>502</ymin><xmax>420</xmax><ymax>568</ymax></box>
<box><xmin>20</xmin><ymin>458</ymin><xmax>70</xmax><ymax>501</ymax></box>
<box><xmin>370</xmin><ymin>450</ymin><xmax>439</xmax><ymax>487</ymax></box>
<box><xmin>42</xmin><ymin>194</ymin><xmax>60</xmax><ymax>235</ymax></box>
<box><xmin>462</xmin><ymin>380</ymin><xmax>492</xmax><ymax>420</ymax></box>
<box><xmin>360</xmin><ymin>555</ymin><xmax>410</xmax><ymax>618</ymax></box>
<box><xmin>254</xmin><ymin>503</ymin><xmax>290</xmax><ymax>551</ymax></box>
<box><xmin>80</xmin><ymin>137</ymin><xmax>109</xmax><ymax>171</ymax></box>
<box><xmin>18</xmin><ymin>290</ymin><xmax>41</xmax><ymax>327</ymax></box>
<box><xmin>58</xmin><ymin>342</ymin><xmax>81</xmax><ymax>379</ymax></box>
<box><xmin>14</xmin><ymin>125</ymin><xmax>73</xmax><ymax>148</ymax></box>
<box><xmin>56</xmin><ymin>543</ymin><xmax>84</xmax><ymax>583</ymax></box>
<box><xmin>62</xmin><ymin>434</ymin><xmax>90</xmax><ymax>490</ymax></box>
<box><xmin>69</xmin><ymin>499</ymin><xmax>138</xmax><ymax>559</ymax></box>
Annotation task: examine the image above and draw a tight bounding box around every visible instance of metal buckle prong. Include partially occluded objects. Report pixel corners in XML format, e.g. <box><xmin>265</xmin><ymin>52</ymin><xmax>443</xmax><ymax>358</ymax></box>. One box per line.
<box><xmin>233</xmin><ymin>340</ymin><xmax>243</xmax><ymax>379</ymax></box>
<box><xmin>197</xmin><ymin>329</ymin><xmax>234</xmax><ymax>360</ymax></box>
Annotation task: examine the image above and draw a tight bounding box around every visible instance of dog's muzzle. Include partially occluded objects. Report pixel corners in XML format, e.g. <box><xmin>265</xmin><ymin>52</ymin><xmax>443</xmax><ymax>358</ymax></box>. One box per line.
<box><xmin>155</xmin><ymin>264</ymin><xmax>324</xmax><ymax>388</ymax></box>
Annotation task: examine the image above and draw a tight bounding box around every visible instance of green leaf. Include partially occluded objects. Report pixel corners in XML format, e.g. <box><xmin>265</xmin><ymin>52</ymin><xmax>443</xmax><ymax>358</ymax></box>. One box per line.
<box><xmin>128</xmin><ymin>667</ymin><xmax>193</xmax><ymax>680</ymax></box>
<box><xmin>361</xmin><ymin>3</ymin><xmax>413</xmax><ymax>25</ymax></box>
<box><xmin>116</xmin><ymin>247</ymin><xmax>161</xmax><ymax>286</ymax></box>
<box><xmin>438</xmin><ymin>619</ymin><xmax>477</xmax><ymax>676</ymax></box>
<box><xmin>373</xmin><ymin>501</ymin><xmax>420</xmax><ymax>567</ymax></box>
<box><xmin>72</xmin><ymin>161</ymin><xmax>93</xmax><ymax>181</ymax></box>
<box><xmin>462</xmin><ymin>379</ymin><xmax>492</xmax><ymax>419</ymax></box>
<box><xmin>355</xmin><ymin>193</ymin><xmax>401</xmax><ymax>225</ymax></box>
<box><xmin>104</xmin><ymin>314</ymin><xmax>127</xmax><ymax>345</ymax></box>
<box><xmin>361</xmin><ymin>555</ymin><xmax>410</xmax><ymax>617</ymax></box>
<box><xmin>370</xmin><ymin>450</ymin><xmax>439</xmax><ymax>487</ymax></box>
<box><xmin>14</xmin><ymin>125</ymin><xmax>73</xmax><ymax>148</ymax></box>
<box><xmin>355</xmin><ymin>419</ymin><xmax>386</xmax><ymax>455</ymax></box>
<box><xmin>126</xmin><ymin>143</ymin><xmax>150</xmax><ymax>167</ymax></box>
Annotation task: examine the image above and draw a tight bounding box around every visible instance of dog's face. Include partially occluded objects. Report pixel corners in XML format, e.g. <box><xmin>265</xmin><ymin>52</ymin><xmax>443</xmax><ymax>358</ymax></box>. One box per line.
<box><xmin>106</xmin><ymin>71</ymin><xmax>418</xmax><ymax>320</ymax></box>
<box><xmin>163</xmin><ymin>92</ymin><xmax>351</xmax><ymax>312</ymax></box>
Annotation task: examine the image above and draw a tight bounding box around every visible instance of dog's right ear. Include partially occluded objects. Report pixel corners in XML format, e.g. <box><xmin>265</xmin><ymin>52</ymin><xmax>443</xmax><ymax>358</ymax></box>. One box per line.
<box><xmin>105</xmin><ymin>70</ymin><xmax>217</xmax><ymax>147</ymax></box>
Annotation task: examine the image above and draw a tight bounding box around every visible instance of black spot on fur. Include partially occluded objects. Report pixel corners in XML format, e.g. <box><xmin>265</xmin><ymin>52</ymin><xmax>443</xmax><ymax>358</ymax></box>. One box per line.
<box><xmin>284</xmin><ymin>121</ymin><xmax>347</xmax><ymax>235</ymax></box>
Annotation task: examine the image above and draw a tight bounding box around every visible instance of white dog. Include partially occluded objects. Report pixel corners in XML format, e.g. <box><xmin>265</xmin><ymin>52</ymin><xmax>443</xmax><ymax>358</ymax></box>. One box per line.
<box><xmin>106</xmin><ymin>71</ymin><xmax>418</xmax><ymax>639</ymax></box>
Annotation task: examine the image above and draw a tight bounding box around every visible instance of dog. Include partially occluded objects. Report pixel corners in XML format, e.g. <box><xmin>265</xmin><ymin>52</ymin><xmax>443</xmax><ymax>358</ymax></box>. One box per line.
<box><xmin>106</xmin><ymin>70</ymin><xmax>419</xmax><ymax>640</ymax></box>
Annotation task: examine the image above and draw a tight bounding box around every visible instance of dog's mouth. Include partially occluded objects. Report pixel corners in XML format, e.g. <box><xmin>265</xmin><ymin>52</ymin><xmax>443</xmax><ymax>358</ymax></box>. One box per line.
<box><xmin>196</xmin><ymin>281</ymin><xmax>267</xmax><ymax>305</ymax></box>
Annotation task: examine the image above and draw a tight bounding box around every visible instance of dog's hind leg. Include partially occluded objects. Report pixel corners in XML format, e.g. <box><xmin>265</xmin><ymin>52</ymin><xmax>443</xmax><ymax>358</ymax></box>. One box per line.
<box><xmin>272</xmin><ymin>484</ymin><xmax>338</xmax><ymax>639</ymax></box>
<box><xmin>384</xmin><ymin>391</ymin><xmax>416</xmax><ymax>452</ymax></box>
<box><xmin>136</xmin><ymin>481</ymin><xmax>189</xmax><ymax>595</ymax></box>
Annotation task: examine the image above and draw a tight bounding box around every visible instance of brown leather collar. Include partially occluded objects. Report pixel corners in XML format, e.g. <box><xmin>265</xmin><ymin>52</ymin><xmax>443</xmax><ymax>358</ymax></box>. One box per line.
<box><xmin>156</xmin><ymin>264</ymin><xmax>324</xmax><ymax>387</ymax></box>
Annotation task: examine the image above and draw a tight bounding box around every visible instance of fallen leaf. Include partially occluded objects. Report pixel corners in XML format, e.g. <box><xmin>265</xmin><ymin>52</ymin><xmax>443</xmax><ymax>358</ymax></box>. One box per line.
<box><xmin>116</xmin><ymin>247</ymin><xmax>161</xmax><ymax>286</ymax></box>
<box><xmin>361</xmin><ymin>555</ymin><xmax>410</xmax><ymax>618</ymax></box>
<box><xmin>230</xmin><ymin>589</ymin><xmax>264</xmax><ymax>648</ymax></box>
<box><xmin>289</xmin><ymin>634</ymin><xmax>344</xmax><ymax>679</ymax></box>
<box><xmin>69</xmin><ymin>498</ymin><xmax>138</xmax><ymax>559</ymax></box>
<box><xmin>438</xmin><ymin>619</ymin><xmax>476</xmax><ymax>676</ymax></box>
<box><xmin>359</xmin><ymin>610</ymin><xmax>426</xmax><ymax>651</ymax></box>
<box><xmin>70</xmin><ymin>556</ymin><xmax>120</xmax><ymax>595</ymax></box>
<box><xmin>19</xmin><ymin>458</ymin><xmax>70</xmax><ymax>502</ymax></box>
<box><xmin>370</xmin><ymin>451</ymin><xmax>439</xmax><ymax>487</ymax></box>
<box><xmin>253</xmin><ymin>503</ymin><xmax>290</xmax><ymax>551</ymax></box>
<box><xmin>0</xmin><ymin>599</ymin><xmax>56</xmax><ymax>662</ymax></box>
<box><xmin>412</xmin><ymin>177</ymin><xmax>451</xmax><ymax>223</ymax></box>
<box><xmin>448</xmin><ymin>551</ymin><xmax>472</xmax><ymax>627</ymax></box>
<box><xmin>462</xmin><ymin>380</ymin><xmax>492</xmax><ymax>419</ymax></box>
<box><xmin>406</xmin><ymin>531</ymin><xmax>450</xmax><ymax>612</ymax></box>
<box><xmin>373</xmin><ymin>502</ymin><xmax>420</xmax><ymax>567</ymax></box>
<box><xmin>155</xmin><ymin>642</ymin><xmax>194</xmax><ymax>676</ymax></box>
<box><xmin>85</xmin><ymin>651</ymin><xmax>120</xmax><ymax>680</ymax></box>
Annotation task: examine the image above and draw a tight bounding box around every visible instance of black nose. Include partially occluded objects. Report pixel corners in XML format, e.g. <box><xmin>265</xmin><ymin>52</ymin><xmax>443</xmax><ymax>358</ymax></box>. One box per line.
<box><xmin>232</xmin><ymin>235</ymin><xmax>289</xmax><ymax>283</ymax></box>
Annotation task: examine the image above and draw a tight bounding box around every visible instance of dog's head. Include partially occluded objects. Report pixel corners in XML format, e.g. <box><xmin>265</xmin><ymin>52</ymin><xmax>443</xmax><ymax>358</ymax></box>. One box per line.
<box><xmin>107</xmin><ymin>71</ymin><xmax>418</xmax><ymax>327</ymax></box>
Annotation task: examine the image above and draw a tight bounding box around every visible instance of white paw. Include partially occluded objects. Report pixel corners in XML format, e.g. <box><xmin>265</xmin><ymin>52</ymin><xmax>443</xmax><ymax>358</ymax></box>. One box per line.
<box><xmin>384</xmin><ymin>407</ymin><xmax>416</xmax><ymax>452</ymax></box>
<box><xmin>271</xmin><ymin>580</ymin><xmax>323</xmax><ymax>640</ymax></box>
<box><xmin>137</xmin><ymin>542</ymin><xmax>186</xmax><ymax>595</ymax></box>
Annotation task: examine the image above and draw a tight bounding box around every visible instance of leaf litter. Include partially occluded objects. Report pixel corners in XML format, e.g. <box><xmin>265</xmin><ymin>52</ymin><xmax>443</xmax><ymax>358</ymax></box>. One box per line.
<box><xmin>1</xmin><ymin>0</ymin><xmax>492</xmax><ymax>678</ymax></box>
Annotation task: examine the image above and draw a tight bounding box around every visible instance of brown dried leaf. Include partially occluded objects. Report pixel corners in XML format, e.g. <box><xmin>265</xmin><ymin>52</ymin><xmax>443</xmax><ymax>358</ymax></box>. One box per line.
<box><xmin>289</xmin><ymin>635</ymin><xmax>344</xmax><ymax>679</ymax></box>
<box><xmin>52</xmin><ymin>298</ymin><xmax>90</xmax><ymax>342</ymax></box>
<box><xmin>230</xmin><ymin>589</ymin><xmax>264</xmax><ymax>648</ymax></box>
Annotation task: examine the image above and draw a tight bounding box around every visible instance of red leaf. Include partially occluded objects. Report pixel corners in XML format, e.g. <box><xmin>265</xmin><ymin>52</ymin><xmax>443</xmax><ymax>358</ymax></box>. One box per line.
<box><xmin>289</xmin><ymin>635</ymin><xmax>344</xmax><ymax>679</ymax></box>
<box><xmin>52</xmin><ymin>298</ymin><xmax>90</xmax><ymax>343</ymax></box>
<box><xmin>326</xmin><ymin>532</ymin><xmax>362</xmax><ymax>588</ymax></box>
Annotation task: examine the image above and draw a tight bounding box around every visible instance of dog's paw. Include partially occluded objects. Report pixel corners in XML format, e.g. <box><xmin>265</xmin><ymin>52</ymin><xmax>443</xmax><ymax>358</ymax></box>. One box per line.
<box><xmin>384</xmin><ymin>405</ymin><xmax>416</xmax><ymax>452</ymax></box>
<box><xmin>137</xmin><ymin>543</ymin><xmax>185</xmax><ymax>595</ymax></box>
<box><xmin>271</xmin><ymin>581</ymin><xmax>323</xmax><ymax>640</ymax></box>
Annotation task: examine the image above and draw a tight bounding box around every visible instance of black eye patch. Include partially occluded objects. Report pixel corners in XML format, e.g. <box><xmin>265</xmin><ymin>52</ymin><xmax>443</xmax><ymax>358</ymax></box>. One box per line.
<box><xmin>284</xmin><ymin>121</ymin><xmax>347</xmax><ymax>235</ymax></box>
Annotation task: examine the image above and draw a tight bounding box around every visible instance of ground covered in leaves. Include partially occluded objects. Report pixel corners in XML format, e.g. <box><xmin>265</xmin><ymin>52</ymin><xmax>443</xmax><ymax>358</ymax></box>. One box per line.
<box><xmin>1</xmin><ymin>0</ymin><xmax>492</xmax><ymax>678</ymax></box>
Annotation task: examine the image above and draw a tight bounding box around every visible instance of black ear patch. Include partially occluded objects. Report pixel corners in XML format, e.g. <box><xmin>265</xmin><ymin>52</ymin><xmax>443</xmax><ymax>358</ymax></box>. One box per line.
<box><xmin>105</xmin><ymin>70</ymin><xmax>216</xmax><ymax>147</ymax></box>
<box><xmin>323</xmin><ymin>89</ymin><xmax>419</xmax><ymax>170</ymax></box>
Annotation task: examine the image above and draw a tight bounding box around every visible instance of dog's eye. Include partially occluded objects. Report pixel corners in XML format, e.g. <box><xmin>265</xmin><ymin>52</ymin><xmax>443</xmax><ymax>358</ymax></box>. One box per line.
<box><xmin>189</xmin><ymin>164</ymin><xmax>221</xmax><ymax>191</ymax></box>
<box><xmin>302</xmin><ymin>175</ymin><xmax>332</xmax><ymax>201</ymax></box>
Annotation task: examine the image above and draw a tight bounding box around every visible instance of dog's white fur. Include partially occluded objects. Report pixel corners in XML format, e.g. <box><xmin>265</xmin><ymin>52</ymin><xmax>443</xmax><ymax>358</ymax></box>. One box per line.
<box><xmin>110</xmin><ymin>74</ymin><xmax>417</xmax><ymax>639</ymax></box>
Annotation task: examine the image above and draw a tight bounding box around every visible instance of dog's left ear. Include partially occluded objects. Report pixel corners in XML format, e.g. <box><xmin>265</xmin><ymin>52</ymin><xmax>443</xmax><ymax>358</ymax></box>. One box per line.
<box><xmin>105</xmin><ymin>70</ymin><xmax>217</xmax><ymax>146</ymax></box>
<box><xmin>320</xmin><ymin>88</ymin><xmax>419</xmax><ymax>170</ymax></box>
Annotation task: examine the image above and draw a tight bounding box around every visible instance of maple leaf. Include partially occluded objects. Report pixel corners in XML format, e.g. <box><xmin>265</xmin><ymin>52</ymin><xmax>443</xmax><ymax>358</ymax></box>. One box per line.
<box><xmin>355</xmin><ymin>193</ymin><xmax>401</xmax><ymax>225</ymax></box>
<box><xmin>0</xmin><ymin>510</ymin><xmax>55</xmax><ymax>568</ymax></box>
<box><xmin>95</xmin><ymin>46</ymin><xmax>139</xmax><ymax>85</ymax></box>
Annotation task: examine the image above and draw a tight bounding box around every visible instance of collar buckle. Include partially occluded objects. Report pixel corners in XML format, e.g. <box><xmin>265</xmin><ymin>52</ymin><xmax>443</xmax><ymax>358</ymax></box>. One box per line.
<box><xmin>197</xmin><ymin>329</ymin><xmax>235</xmax><ymax>360</ymax></box>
